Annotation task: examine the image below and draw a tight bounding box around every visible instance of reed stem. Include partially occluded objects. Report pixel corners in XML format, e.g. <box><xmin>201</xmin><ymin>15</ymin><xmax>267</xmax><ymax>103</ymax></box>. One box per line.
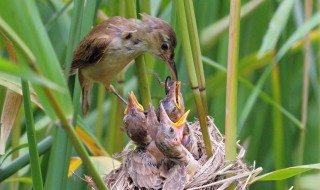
<box><xmin>183</xmin><ymin>0</ymin><xmax>208</xmax><ymax>116</ymax></box>
<box><xmin>225</xmin><ymin>0</ymin><xmax>240</xmax><ymax>163</ymax></box>
<box><xmin>225</xmin><ymin>1</ymin><xmax>241</xmax><ymax>189</ymax></box>
<box><xmin>176</xmin><ymin>0</ymin><xmax>213</xmax><ymax>157</ymax></box>
<box><xmin>126</xmin><ymin>0</ymin><xmax>152</xmax><ymax>107</ymax></box>
<box><xmin>21</xmin><ymin>80</ymin><xmax>43</xmax><ymax>190</ymax></box>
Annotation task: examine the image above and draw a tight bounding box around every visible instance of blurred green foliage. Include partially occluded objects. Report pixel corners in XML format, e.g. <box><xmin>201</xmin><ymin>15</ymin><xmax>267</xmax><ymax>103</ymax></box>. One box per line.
<box><xmin>0</xmin><ymin>0</ymin><xmax>319</xmax><ymax>189</ymax></box>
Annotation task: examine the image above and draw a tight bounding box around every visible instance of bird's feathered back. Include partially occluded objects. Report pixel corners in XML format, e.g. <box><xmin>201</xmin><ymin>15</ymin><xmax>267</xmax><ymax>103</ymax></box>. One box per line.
<box><xmin>71</xmin><ymin>16</ymin><xmax>140</xmax><ymax>72</ymax></box>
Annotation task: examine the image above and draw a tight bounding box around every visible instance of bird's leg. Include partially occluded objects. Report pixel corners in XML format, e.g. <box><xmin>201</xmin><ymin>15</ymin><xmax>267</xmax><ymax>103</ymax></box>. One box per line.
<box><xmin>106</xmin><ymin>85</ymin><xmax>127</xmax><ymax>105</ymax></box>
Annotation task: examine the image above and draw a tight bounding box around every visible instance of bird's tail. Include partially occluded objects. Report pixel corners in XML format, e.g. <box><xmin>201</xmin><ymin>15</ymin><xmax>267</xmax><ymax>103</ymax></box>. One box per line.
<box><xmin>79</xmin><ymin>73</ymin><xmax>93</xmax><ymax>116</ymax></box>
<box><xmin>69</xmin><ymin>68</ymin><xmax>78</xmax><ymax>76</ymax></box>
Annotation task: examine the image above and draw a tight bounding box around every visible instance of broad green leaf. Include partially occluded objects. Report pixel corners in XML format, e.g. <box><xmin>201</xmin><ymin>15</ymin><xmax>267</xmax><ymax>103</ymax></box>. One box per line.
<box><xmin>258</xmin><ymin>0</ymin><xmax>295</xmax><ymax>58</ymax></box>
<box><xmin>251</xmin><ymin>163</ymin><xmax>320</xmax><ymax>183</ymax></box>
<box><xmin>277</xmin><ymin>12</ymin><xmax>320</xmax><ymax>60</ymax></box>
<box><xmin>0</xmin><ymin>58</ymin><xmax>63</xmax><ymax>92</ymax></box>
<box><xmin>0</xmin><ymin>0</ymin><xmax>73</xmax><ymax>119</ymax></box>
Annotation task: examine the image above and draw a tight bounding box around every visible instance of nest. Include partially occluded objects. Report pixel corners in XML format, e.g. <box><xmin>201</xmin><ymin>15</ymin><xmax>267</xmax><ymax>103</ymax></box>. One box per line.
<box><xmin>87</xmin><ymin>116</ymin><xmax>262</xmax><ymax>190</ymax></box>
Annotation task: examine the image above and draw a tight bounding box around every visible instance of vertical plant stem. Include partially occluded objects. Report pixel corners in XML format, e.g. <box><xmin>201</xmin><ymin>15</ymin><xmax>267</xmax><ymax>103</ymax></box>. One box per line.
<box><xmin>176</xmin><ymin>0</ymin><xmax>212</xmax><ymax>157</ymax></box>
<box><xmin>183</xmin><ymin>0</ymin><xmax>208</xmax><ymax>115</ymax></box>
<box><xmin>5</xmin><ymin>40</ymin><xmax>38</xmax><ymax>189</ymax></box>
<box><xmin>96</xmin><ymin>85</ymin><xmax>105</xmax><ymax>140</ymax></box>
<box><xmin>115</xmin><ymin>77</ymin><xmax>125</xmax><ymax>152</ymax></box>
<box><xmin>21</xmin><ymin>80</ymin><xmax>43</xmax><ymax>190</ymax></box>
<box><xmin>271</xmin><ymin>62</ymin><xmax>285</xmax><ymax>190</ymax></box>
<box><xmin>10</xmin><ymin>110</ymin><xmax>21</xmax><ymax>190</ymax></box>
<box><xmin>139</xmin><ymin>0</ymin><xmax>155</xmax><ymax>83</ymax></box>
<box><xmin>225</xmin><ymin>1</ymin><xmax>240</xmax><ymax>189</ymax></box>
<box><xmin>318</xmin><ymin>0</ymin><xmax>320</xmax><ymax>162</ymax></box>
<box><xmin>126</xmin><ymin>0</ymin><xmax>152</xmax><ymax>107</ymax></box>
<box><xmin>107</xmin><ymin>94</ymin><xmax>118</xmax><ymax>154</ymax></box>
<box><xmin>112</xmin><ymin>0</ymin><xmax>126</xmax><ymax>153</ymax></box>
<box><xmin>297</xmin><ymin>0</ymin><xmax>312</xmax><ymax>167</ymax></box>
<box><xmin>296</xmin><ymin>1</ymin><xmax>312</xmax><ymax>188</ymax></box>
<box><xmin>225</xmin><ymin>0</ymin><xmax>240</xmax><ymax>162</ymax></box>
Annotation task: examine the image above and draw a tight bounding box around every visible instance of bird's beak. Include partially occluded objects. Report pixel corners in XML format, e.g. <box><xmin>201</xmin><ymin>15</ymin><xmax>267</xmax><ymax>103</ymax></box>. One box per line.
<box><xmin>124</xmin><ymin>91</ymin><xmax>144</xmax><ymax>114</ymax></box>
<box><xmin>173</xmin><ymin>110</ymin><xmax>190</xmax><ymax>129</ymax></box>
<box><xmin>165</xmin><ymin>59</ymin><xmax>178</xmax><ymax>81</ymax></box>
<box><xmin>174</xmin><ymin>81</ymin><xmax>182</xmax><ymax>110</ymax></box>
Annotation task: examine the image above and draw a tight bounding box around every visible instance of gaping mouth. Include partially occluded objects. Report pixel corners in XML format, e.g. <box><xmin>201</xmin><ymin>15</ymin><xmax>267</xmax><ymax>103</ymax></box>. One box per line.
<box><xmin>172</xmin><ymin>110</ymin><xmax>190</xmax><ymax>129</ymax></box>
<box><xmin>124</xmin><ymin>91</ymin><xmax>144</xmax><ymax>114</ymax></box>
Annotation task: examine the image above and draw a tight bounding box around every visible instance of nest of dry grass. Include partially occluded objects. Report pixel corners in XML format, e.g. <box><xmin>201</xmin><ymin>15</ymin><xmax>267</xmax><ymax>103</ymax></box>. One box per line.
<box><xmin>87</xmin><ymin>116</ymin><xmax>262</xmax><ymax>190</ymax></box>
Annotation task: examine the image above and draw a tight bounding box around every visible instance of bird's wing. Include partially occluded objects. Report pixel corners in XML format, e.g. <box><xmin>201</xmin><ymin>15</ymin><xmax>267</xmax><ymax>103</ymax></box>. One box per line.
<box><xmin>71</xmin><ymin>35</ymin><xmax>111</xmax><ymax>70</ymax></box>
<box><xmin>71</xmin><ymin>16</ymin><xmax>138</xmax><ymax>71</ymax></box>
<box><xmin>128</xmin><ymin>148</ymin><xmax>163</xmax><ymax>189</ymax></box>
<box><xmin>163</xmin><ymin>164</ymin><xmax>187</xmax><ymax>190</ymax></box>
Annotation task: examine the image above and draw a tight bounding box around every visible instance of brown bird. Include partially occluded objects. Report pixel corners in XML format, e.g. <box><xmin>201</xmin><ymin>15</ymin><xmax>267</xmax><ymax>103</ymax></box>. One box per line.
<box><xmin>128</xmin><ymin>146</ymin><xmax>163</xmax><ymax>189</ymax></box>
<box><xmin>156</xmin><ymin>103</ymin><xmax>199</xmax><ymax>187</ymax></box>
<box><xmin>71</xmin><ymin>14</ymin><xmax>178</xmax><ymax>115</ymax></box>
<box><xmin>123</xmin><ymin>91</ymin><xmax>150</xmax><ymax>147</ymax></box>
<box><xmin>155</xmin><ymin>102</ymin><xmax>189</xmax><ymax>162</ymax></box>
<box><xmin>160</xmin><ymin>77</ymin><xmax>199</xmax><ymax>159</ymax></box>
<box><xmin>146</xmin><ymin>103</ymin><xmax>159</xmax><ymax>140</ymax></box>
<box><xmin>128</xmin><ymin>104</ymin><xmax>167</xmax><ymax>189</ymax></box>
<box><xmin>159</xmin><ymin>77</ymin><xmax>185</xmax><ymax>122</ymax></box>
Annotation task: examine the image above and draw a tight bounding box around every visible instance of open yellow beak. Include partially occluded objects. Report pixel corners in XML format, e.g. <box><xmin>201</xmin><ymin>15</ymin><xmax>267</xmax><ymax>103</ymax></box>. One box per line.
<box><xmin>124</xmin><ymin>91</ymin><xmax>144</xmax><ymax>114</ymax></box>
<box><xmin>173</xmin><ymin>110</ymin><xmax>190</xmax><ymax>128</ymax></box>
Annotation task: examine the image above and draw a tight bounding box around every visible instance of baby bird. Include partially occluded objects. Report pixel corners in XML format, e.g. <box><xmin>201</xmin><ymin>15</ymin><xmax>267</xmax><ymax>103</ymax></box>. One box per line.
<box><xmin>159</xmin><ymin>77</ymin><xmax>184</xmax><ymax>122</ymax></box>
<box><xmin>146</xmin><ymin>103</ymin><xmax>159</xmax><ymax>140</ymax></box>
<box><xmin>156</xmin><ymin>103</ymin><xmax>199</xmax><ymax>189</ymax></box>
<box><xmin>128</xmin><ymin>147</ymin><xmax>163</xmax><ymax>189</ymax></box>
<box><xmin>128</xmin><ymin>103</ymin><xmax>167</xmax><ymax>189</ymax></box>
<box><xmin>71</xmin><ymin>14</ymin><xmax>177</xmax><ymax>115</ymax></box>
<box><xmin>160</xmin><ymin>77</ymin><xmax>199</xmax><ymax>158</ymax></box>
<box><xmin>123</xmin><ymin>91</ymin><xmax>150</xmax><ymax>147</ymax></box>
<box><xmin>156</xmin><ymin>103</ymin><xmax>190</xmax><ymax>162</ymax></box>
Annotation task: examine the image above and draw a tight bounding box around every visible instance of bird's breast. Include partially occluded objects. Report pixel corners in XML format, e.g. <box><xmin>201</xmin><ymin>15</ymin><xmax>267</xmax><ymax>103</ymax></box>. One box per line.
<box><xmin>81</xmin><ymin>51</ymin><xmax>139</xmax><ymax>86</ymax></box>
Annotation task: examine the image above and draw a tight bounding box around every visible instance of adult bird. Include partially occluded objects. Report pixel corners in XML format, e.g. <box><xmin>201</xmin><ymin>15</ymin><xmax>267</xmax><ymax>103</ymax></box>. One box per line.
<box><xmin>71</xmin><ymin>14</ymin><xmax>177</xmax><ymax>115</ymax></box>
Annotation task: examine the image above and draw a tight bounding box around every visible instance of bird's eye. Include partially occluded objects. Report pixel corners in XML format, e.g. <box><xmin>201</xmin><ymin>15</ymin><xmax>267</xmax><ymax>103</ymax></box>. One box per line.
<box><xmin>125</xmin><ymin>33</ymin><xmax>132</xmax><ymax>40</ymax></box>
<box><xmin>161</xmin><ymin>43</ymin><xmax>169</xmax><ymax>51</ymax></box>
<box><xmin>169</xmin><ymin>127</ymin><xmax>174</xmax><ymax>134</ymax></box>
<box><xmin>172</xmin><ymin>107</ymin><xmax>177</xmax><ymax>113</ymax></box>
